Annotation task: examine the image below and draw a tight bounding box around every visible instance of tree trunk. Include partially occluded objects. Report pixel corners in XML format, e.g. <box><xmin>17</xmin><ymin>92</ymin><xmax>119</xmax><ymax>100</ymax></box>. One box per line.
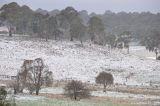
<box><xmin>36</xmin><ymin>66</ymin><xmax>42</xmax><ymax>95</ymax></box>
<box><xmin>127</xmin><ymin>47</ymin><xmax>129</xmax><ymax>54</ymax></box>
<box><xmin>16</xmin><ymin>75</ymin><xmax>20</xmax><ymax>93</ymax></box>
<box><xmin>14</xmin><ymin>88</ymin><xmax>17</xmax><ymax>94</ymax></box>
<box><xmin>80</xmin><ymin>40</ymin><xmax>83</xmax><ymax>45</ymax></box>
<box><xmin>30</xmin><ymin>91</ymin><xmax>33</xmax><ymax>95</ymax></box>
<box><xmin>36</xmin><ymin>88</ymin><xmax>39</xmax><ymax>95</ymax></box>
<box><xmin>156</xmin><ymin>53</ymin><xmax>158</xmax><ymax>60</ymax></box>
<box><xmin>70</xmin><ymin>36</ymin><xmax>73</xmax><ymax>41</ymax></box>
<box><xmin>9</xmin><ymin>28</ymin><xmax>12</xmax><ymax>37</ymax></box>
<box><xmin>103</xmin><ymin>84</ymin><xmax>106</xmax><ymax>92</ymax></box>
<box><xmin>46</xmin><ymin>37</ymin><xmax>48</xmax><ymax>42</ymax></box>
<box><xmin>55</xmin><ymin>34</ymin><xmax>57</xmax><ymax>40</ymax></box>
<box><xmin>74</xmin><ymin>92</ymin><xmax>77</xmax><ymax>100</ymax></box>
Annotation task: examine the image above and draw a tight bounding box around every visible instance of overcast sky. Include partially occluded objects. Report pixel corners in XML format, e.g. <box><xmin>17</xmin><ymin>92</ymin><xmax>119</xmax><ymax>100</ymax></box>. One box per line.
<box><xmin>0</xmin><ymin>0</ymin><xmax>160</xmax><ymax>14</ymax></box>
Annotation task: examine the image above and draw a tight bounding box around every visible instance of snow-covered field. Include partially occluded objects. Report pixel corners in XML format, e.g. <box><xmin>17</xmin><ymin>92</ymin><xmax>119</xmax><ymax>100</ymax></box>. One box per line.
<box><xmin>130</xmin><ymin>46</ymin><xmax>156</xmax><ymax>60</ymax></box>
<box><xmin>0</xmin><ymin>36</ymin><xmax>160</xmax><ymax>86</ymax></box>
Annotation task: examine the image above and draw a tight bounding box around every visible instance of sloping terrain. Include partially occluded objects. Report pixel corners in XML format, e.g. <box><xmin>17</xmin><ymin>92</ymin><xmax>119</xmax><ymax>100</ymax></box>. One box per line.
<box><xmin>0</xmin><ymin>36</ymin><xmax>160</xmax><ymax>86</ymax></box>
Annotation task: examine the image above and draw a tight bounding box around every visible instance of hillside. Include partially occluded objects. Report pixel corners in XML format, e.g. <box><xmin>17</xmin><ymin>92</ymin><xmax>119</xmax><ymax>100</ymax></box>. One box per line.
<box><xmin>0</xmin><ymin>36</ymin><xmax>160</xmax><ymax>86</ymax></box>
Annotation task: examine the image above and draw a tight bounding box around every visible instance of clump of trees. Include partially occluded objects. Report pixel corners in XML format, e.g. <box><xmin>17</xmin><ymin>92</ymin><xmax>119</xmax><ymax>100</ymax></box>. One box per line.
<box><xmin>0</xmin><ymin>3</ymin><xmax>106</xmax><ymax>45</ymax></box>
<box><xmin>16</xmin><ymin>58</ymin><xmax>53</xmax><ymax>95</ymax></box>
<box><xmin>106</xmin><ymin>33</ymin><xmax>116</xmax><ymax>48</ymax></box>
<box><xmin>96</xmin><ymin>72</ymin><xmax>114</xmax><ymax>92</ymax></box>
<box><xmin>116</xmin><ymin>31</ymin><xmax>131</xmax><ymax>53</ymax></box>
<box><xmin>0</xmin><ymin>87</ymin><xmax>7</xmax><ymax>105</ymax></box>
<box><xmin>144</xmin><ymin>29</ymin><xmax>160</xmax><ymax>60</ymax></box>
<box><xmin>1</xmin><ymin>2</ymin><xmax>160</xmax><ymax>49</ymax></box>
<box><xmin>88</xmin><ymin>16</ymin><xmax>106</xmax><ymax>45</ymax></box>
<box><xmin>64</xmin><ymin>80</ymin><xmax>90</xmax><ymax>101</ymax></box>
<box><xmin>157</xmin><ymin>56</ymin><xmax>160</xmax><ymax>60</ymax></box>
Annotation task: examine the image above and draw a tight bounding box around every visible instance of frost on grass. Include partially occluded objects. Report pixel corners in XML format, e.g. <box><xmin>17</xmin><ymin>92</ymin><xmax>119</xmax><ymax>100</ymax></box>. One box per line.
<box><xmin>0</xmin><ymin>37</ymin><xmax>160</xmax><ymax>86</ymax></box>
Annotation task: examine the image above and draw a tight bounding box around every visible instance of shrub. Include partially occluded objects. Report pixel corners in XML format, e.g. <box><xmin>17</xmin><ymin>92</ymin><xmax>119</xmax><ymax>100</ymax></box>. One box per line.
<box><xmin>64</xmin><ymin>80</ymin><xmax>90</xmax><ymax>101</ymax></box>
<box><xmin>96</xmin><ymin>72</ymin><xmax>114</xmax><ymax>92</ymax></box>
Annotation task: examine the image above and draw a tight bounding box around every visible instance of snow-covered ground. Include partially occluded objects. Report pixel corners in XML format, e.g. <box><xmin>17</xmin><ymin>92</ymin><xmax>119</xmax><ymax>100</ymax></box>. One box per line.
<box><xmin>0</xmin><ymin>26</ymin><xmax>8</xmax><ymax>32</ymax></box>
<box><xmin>0</xmin><ymin>36</ymin><xmax>160</xmax><ymax>86</ymax></box>
<box><xmin>40</xmin><ymin>87</ymin><xmax>64</xmax><ymax>94</ymax></box>
<box><xmin>130</xmin><ymin>46</ymin><xmax>156</xmax><ymax>60</ymax></box>
<box><xmin>15</xmin><ymin>95</ymin><xmax>45</xmax><ymax>101</ymax></box>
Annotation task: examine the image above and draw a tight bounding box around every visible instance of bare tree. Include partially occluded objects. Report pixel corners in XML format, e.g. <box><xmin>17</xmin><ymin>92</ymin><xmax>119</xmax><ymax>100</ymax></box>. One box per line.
<box><xmin>17</xmin><ymin>60</ymin><xmax>33</xmax><ymax>93</ymax></box>
<box><xmin>44</xmin><ymin>71</ymin><xmax>53</xmax><ymax>87</ymax></box>
<box><xmin>26</xmin><ymin>58</ymin><xmax>45</xmax><ymax>95</ymax></box>
<box><xmin>17</xmin><ymin>58</ymin><xmax>53</xmax><ymax>95</ymax></box>
<box><xmin>96</xmin><ymin>72</ymin><xmax>114</xmax><ymax>92</ymax></box>
<box><xmin>155</xmin><ymin>48</ymin><xmax>159</xmax><ymax>60</ymax></box>
<box><xmin>26</xmin><ymin>83</ymin><xmax>35</xmax><ymax>95</ymax></box>
<box><xmin>64</xmin><ymin>80</ymin><xmax>90</xmax><ymax>101</ymax></box>
<box><xmin>9</xmin><ymin>80</ymin><xmax>19</xmax><ymax>94</ymax></box>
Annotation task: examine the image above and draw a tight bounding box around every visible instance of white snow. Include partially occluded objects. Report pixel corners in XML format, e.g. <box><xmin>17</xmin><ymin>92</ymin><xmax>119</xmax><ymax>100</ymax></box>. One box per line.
<box><xmin>0</xmin><ymin>36</ymin><xmax>160</xmax><ymax>86</ymax></box>
<box><xmin>129</xmin><ymin>46</ymin><xmax>156</xmax><ymax>60</ymax></box>
<box><xmin>15</xmin><ymin>95</ymin><xmax>45</xmax><ymax>101</ymax></box>
<box><xmin>0</xmin><ymin>26</ymin><xmax>8</xmax><ymax>32</ymax></box>
<box><xmin>40</xmin><ymin>87</ymin><xmax>64</xmax><ymax>94</ymax></box>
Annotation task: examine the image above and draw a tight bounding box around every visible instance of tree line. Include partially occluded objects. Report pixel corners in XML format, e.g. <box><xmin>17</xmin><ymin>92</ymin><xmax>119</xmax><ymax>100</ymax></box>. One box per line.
<box><xmin>0</xmin><ymin>2</ymin><xmax>160</xmax><ymax>57</ymax></box>
<box><xmin>0</xmin><ymin>2</ymin><xmax>106</xmax><ymax>45</ymax></box>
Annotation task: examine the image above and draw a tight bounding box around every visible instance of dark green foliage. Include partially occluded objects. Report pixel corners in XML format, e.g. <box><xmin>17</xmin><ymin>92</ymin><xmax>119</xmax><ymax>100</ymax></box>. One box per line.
<box><xmin>64</xmin><ymin>80</ymin><xmax>90</xmax><ymax>101</ymax></box>
<box><xmin>0</xmin><ymin>2</ymin><xmax>160</xmax><ymax>46</ymax></box>
<box><xmin>88</xmin><ymin>16</ymin><xmax>105</xmax><ymax>34</ymax></box>
<box><xmin>70</xmin><ymin>18</ymin><xmax>86</xmax><ymax>43</ymax></box>
<box><xmin>88</xmin><ymin>16</ymin><xmax>106</xmax><ymax>45</ymax></box>
<box><xmin>0</xmin><ymin>88</ymin><xmax>7</xmax><ymax>101</ymax></box>
<box><xmin>59</xmin><ymin>7</ymin><xmax>79</xmax><ymax>25</ymax></box>
<box><xmin>106</xmin><ymin>34</ymin><xmax>116</xmax><ymax>48</ymax></box>
<box><xmin>144</xmin><ymin>29</ymin><xmax>160</xmax><ymax>59</ymax></box>
<box><xmin>116</xmin><ymin>31</ymin><xmax>131</xmax><ymax>53</ymax></box>
<box><xmin>57</xmin><ymin>6</ymin><xmax>83</xmax><ymax>41</ymax></box>
<box><xmin>96</xmin><ymin>72</ymin><xmax>114</xmax><ymax>92</ymax></box>
<box><xmin>145</xmin><ymin>29</ymin><xmax>160</xmax><ymax>50</ymax></box>
<box><xmin>0</xmin><ymin>2</ymin><xmax>33</xmax><ymax>34</ymax></box>
<box><xmin>0</xmin><ymin>88</ymin><xmax>15</xmax><ymax>106</ymax></box>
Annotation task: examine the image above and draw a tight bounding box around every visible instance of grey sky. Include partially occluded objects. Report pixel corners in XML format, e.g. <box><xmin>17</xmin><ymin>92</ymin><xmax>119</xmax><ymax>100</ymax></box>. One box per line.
<box><xmin>0</xmin><ymin>0</ymin><xmax>160</xmax><ymax>14</ymax></box>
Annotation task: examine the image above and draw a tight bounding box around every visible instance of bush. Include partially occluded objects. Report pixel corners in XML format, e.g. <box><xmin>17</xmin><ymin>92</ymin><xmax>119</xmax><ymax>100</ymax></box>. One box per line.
<box><xmin>64</xmin><ymin>80</ymin><xmax>90</xmax><ymax>101</ymax></box>
<box><xmin>0</xmin><ymin>88</ymin><xmax>16</xmax><ymax>106</ymax></box>
<box><xmin>96</xmin><ymin>72</ymin><xmax>114</xmax><ymax>92</ymax></box>
<box><xmin>157</xmin><ymin>56</ymin><xmax>160</xmax><ymax>60</ymax></box>
<box><xmin>0</xmin><ymin>88</ymin><xmax>7</xmax><ymax>101</ymax></box>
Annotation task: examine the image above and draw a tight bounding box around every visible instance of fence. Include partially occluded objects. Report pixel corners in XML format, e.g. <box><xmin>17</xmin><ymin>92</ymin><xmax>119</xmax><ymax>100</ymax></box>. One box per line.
<box><xmin>0</xmin><ymin>75</ymin><xmax>16</xmax><ymax>80</ymax></box>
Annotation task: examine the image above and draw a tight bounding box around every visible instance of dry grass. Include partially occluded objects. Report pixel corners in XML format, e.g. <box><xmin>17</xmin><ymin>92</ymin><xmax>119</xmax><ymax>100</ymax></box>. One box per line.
<box><xmin>106</xmin><ymin>85</ymin><xmax>160</xmax><ymax>96</ymax></box>
<box><xmin>39</xmin><ymin>93</ymin><xmax>148</xmax><ymax>106</ymax></box>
